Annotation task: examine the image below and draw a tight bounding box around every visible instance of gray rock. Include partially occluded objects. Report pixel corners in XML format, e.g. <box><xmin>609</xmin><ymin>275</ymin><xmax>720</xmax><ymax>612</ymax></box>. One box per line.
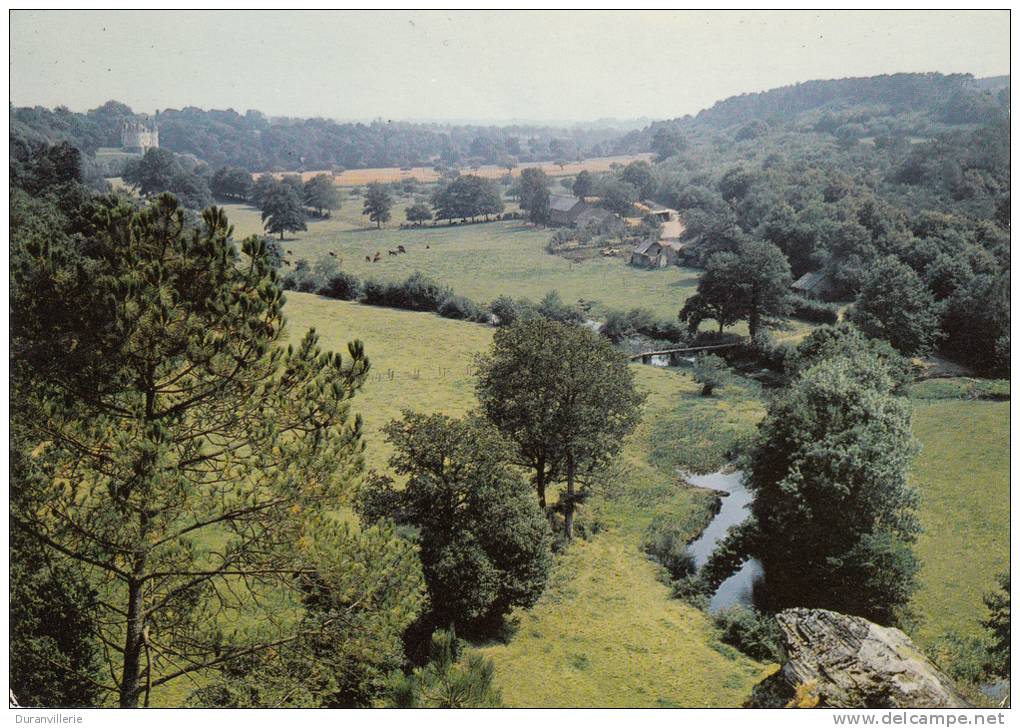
<box><xmin>772</xmin><ymin>608</ymin><xmax>971</xmax><ymax>708</ymax></box>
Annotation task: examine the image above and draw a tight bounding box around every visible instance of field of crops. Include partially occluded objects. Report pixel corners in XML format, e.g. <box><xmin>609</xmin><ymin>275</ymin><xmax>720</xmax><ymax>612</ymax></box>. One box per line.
<box><xmin>255</xmin><ymin>153</ymin><xmax>654</xmax><ymax>186</ymax></box>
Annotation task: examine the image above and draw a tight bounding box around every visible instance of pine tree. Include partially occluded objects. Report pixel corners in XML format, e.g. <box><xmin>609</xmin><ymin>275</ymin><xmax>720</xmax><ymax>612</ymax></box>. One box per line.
<box><xmin>384</xmin><ymin>629</ymin><xmax>502</xmax><ymax>708</ymax></box>
<box><xmin>11</xmin><ymin>195</ymin><xmax>422</xmax><ymax>706</ymax></box>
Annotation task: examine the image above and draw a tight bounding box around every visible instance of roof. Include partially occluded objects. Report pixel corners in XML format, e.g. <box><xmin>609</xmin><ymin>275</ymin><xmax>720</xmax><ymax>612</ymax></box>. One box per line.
<box><xmin>574</xmin><ymin>207</ymin><xmax>615</xmax><ymax>228</ymax></box>
<box><xmin>549</xmin><ymin>195</ymin><xmax>584</xmax><ymax>213</ymax></box>
<box><xmin>792</xmin><ymin>270</ymin><xmax>830</xmax><ymax>292</ymax></box>
<box><xmin>633</xmin><ymin>239</ymin><xmax>661</xmax><ymax>256</ymax></box>
<box><xmin>639</xmin><ymin>199</ymin><xmax>675</xmax><ymax>215</ymax></box>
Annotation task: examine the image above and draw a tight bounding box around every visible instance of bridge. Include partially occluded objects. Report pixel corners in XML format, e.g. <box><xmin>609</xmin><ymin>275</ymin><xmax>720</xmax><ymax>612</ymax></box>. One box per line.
<box><xmin>628</xmin><ymin>341</ymin><xmax>744</xmax><ymax>366</ymax></box>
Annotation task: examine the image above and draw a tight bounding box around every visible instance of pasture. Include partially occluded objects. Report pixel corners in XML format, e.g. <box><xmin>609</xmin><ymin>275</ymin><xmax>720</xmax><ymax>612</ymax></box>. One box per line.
<box><xmin>255</xmin><ymin>153</ymin><xmax>654</xmax><ymax>186</ymax></box>
<box><xmin>907</xmin><ymin>379</ymin><xmax>1011</xmax><ymax>649</ymax></box>
<box><xmin>226</xmin><ymin>201</ymin><xmax>705</xmax><ymax>321</ymax></box>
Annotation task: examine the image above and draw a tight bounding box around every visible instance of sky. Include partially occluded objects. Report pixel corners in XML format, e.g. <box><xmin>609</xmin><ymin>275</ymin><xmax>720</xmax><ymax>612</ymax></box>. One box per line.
<box><xmin>9</xmin><ymin>10</ymin><xmax>1011</xmax><ymax>124</ymax></box>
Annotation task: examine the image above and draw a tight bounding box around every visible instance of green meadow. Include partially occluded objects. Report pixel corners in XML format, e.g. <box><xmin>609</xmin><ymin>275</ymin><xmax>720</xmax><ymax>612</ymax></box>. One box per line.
<box><xmin>226</xmin><ymin>200</ymin><xmax>703</xmax><ymax>321</ymax></box>
<box><xmin>907</xmin><ymin>379</ymin><xmax>1011</xmax><ymax>649</ymax></box>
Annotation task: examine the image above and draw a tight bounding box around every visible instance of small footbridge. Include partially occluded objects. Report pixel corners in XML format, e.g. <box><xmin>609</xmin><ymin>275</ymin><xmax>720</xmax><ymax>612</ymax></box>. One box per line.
<box><xmin>628</xmin><ymin>341</ymin><xmax>744</xmax><ymax>366</ymax></box>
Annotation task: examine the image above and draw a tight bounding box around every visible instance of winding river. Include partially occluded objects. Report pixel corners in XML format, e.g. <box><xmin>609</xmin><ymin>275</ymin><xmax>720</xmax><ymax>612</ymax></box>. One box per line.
<box><xmin>685</xmin><ymin>469</ymin><xmax>764</xmax><ymax>612</ymax></box>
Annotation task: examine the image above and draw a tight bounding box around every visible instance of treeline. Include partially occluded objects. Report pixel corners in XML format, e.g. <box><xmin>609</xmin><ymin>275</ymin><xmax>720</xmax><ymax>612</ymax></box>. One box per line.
<box><xmin>617</xmin><ymin>72</ymin><xmax>1009</xmax><ymax>155</ymax></box>
<box><xmin>10</xmin><ymin>100</ymin><xmax>634</xmax><ymax>172</ymax></box>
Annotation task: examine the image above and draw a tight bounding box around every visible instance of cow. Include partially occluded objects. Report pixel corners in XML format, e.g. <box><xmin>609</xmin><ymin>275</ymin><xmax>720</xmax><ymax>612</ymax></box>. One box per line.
<box><xmin>365</xmin><ymin>256</ymin><xmax>371</xmax><ymax>263</ymax></box>
<box><xmin>397</xmin><ymin>245</ymin><xmax>407</xmax><ymax>253</ymax></box>
<box><xmin>388</xmin><ymin>250</ymin><xmax>398</xmax><ymax>256</ymax></box>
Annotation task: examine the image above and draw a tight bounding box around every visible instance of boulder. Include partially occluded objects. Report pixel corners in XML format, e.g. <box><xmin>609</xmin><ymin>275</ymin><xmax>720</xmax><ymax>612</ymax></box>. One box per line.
<box><xmin>755</xmin><ymin>608</ymin><xmax>971</xmax><ymax>708</ymax></box>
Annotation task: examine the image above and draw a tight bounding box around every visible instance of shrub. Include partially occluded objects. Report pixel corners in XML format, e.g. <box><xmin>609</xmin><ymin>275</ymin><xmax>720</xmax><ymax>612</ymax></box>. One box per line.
<box><xmin>490</xmin><ymin>295</ymin><xmax>525</xmax><ymax>326</ymax></box>
<box><xmin>642</xmin><ymin>517</ymin><xmax>697</xmax><ymax>581</ymax></box>
<box><xmin>438</xmin><ymin>295</ymin><xmax>488</xmax><ymax>323</ymax></box>
<box><xmin>384</xmin><ymin>629</ymin><xmax>502</xmax><ymax>708</ymax></box>
<box><xmin>925</xmin><ymin>631</ymin><xmax>991</xmax><ymax>685</ymax></box>
<box><xmin>318</xmin><ymin>271</ymin><xmax>363</xmax><ymax>301</ymax></box>
<box><xmin>362</xmin><ymin>272</ymin><xmax>453</xmax><ymax>312</ymax></box>
<box><xmin>536</xmin><ymin>290</ymin><xmax>584</xmax><ymax>325</ymax></box>
<box><xmin>693</xmin><ymin>353</ymin><xmax>727</xmax><ymax>396</ymax></box>
<box><xmin>712</xmin><ymin>606</ymin><xmax>784</xmax><ymax>663</ymax></box>
<box><xmin>790</xmin><ymin>295</ymin><xmax>840</xmax><ymax>324</ymax></box>
<box><xmin>601</xmin><ymin>308</ymin><xmax>688</xmax><ymax>345</ymax></box>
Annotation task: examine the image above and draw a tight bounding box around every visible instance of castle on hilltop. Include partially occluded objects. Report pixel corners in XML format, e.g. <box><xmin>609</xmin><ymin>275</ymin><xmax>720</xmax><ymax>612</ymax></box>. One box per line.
<box><xmin>121</xmin><ymin>115</ymin><xmax>159</xmax><ymax>154</ymax></box>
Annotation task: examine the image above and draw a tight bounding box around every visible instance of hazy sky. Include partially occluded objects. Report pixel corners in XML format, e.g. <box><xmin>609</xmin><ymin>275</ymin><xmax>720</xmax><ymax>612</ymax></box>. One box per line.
<box><xmin>10</xmin><ymin>10</ymin><xmax>1011</xmax><ymax>124</ymax></box>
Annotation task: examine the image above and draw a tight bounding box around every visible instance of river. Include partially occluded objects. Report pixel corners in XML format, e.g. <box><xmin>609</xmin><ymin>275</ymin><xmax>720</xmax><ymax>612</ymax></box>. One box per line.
<box><xmin>685</xmin><ymin>469</ymin><xmax>764</xmax><ymax>612</ymax></box>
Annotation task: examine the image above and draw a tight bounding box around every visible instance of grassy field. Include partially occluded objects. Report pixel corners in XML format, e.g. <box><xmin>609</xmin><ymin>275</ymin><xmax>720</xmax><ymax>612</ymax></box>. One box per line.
<box><xmin>226</xmin><ymin>201</ymin><xmax>704</xmax><ymax>320</ymax></box>
<box><xmin>282</xmin><ymin>294</ymin><xmax>775</xmax><ymax>707</ymax></box>
<box><xmin>907</xmin><ymin>379</ymin><xmax>1011</xmax><ymax>649</ymax></box>
<box><xmin>282</xmin><ymin>293</ymin><xmax>494</xmax><ymax>469</ymax></box>
<box><xmin>256</xmin><ymin>153</ymin><xmax>654</xmax><ymax>186</ymax></box>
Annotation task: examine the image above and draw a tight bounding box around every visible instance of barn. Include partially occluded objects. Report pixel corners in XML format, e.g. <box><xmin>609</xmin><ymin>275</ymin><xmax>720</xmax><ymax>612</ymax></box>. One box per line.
<box><xmin>791</xmin><ymin>270</ymin><xmax>835</xmax><ymax>300</ymax></box>
<box><xmin>549</xmin><ymin>195</ymin><xmax>588</xmax><ymax>226</ymax></box>
<box><xmin>629</xmin><ymin>239</ymin><xmax>669</xmax><ymax>268</ymax></box>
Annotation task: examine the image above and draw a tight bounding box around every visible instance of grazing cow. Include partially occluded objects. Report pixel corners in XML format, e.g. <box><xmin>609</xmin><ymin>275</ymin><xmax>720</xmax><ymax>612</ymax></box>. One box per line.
<box><xmin>287</xmin><ymin>250</ymin><xmax>293</xmax><ymax>254</ymax></box>
<box><xmin>328</xmin><ymin>251</ymin><xmax>336</xmax><ymax>257</ymax></box>
<box><xmin>388</xmin><ymin>250</ymin><xmax>398</xmax><ymax>256</ymax></box>
<box><xmin>397</xmin><ymin>245</ymin><xmax>407</xmax><ymax>253</ymax></box>
<box><xmin>373</xmin><ymin>252</ymin><xmax>381</xmax><ymax>262</ymax></box>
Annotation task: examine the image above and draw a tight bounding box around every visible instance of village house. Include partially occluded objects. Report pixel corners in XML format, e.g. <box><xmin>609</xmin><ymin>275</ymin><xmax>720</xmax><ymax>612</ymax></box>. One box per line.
<box><xmin>629</xmin><ymin>200</ymin><xmax>690</xmax><ymax>268</ymax></box>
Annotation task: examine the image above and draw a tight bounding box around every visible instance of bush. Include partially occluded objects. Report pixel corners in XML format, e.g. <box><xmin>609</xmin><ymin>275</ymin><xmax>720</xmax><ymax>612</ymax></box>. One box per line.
<box><xmin>601</xmin><ymin>308</ymin><xmax>687</xmax><ymax>345</ymax></box>
<box><xmin>318</xmin><ymin>271</ymin><xmax>363</xmax><ymax>301</ymax></box>
<box><xmin>712</xmin><ymin>606</ymin><xmax>784</xmax><ymax>663</ymax></box>
<box><xmin>642</xmin><ymin>517</ymin><xmax>697</xmax><ymax>581</ymax></box>
<box><xmin>438</xmin><ymin>295</ymin><xmax>488</xmax><ymax>323</ymax></box>
<box><xmin>693</xmin><ymin>353</ymin><xmax>727</xmax><ymax>396</ymax></box>
<box><xmin>925</xmin><ymin>631</ymin><xmax>991</xmax><ymax>685</ymax></box>
<box><xmin>362</xmin><ymin>272</ymin><xmax>453</xmax><ymax>312</ymax></box>
<box><xmin>490</xmin><ymin>295</ymin><xmax>526</xmax><ymax>326</ymax></box>
<box><xmin>536</xmin><ymin>290</ymin><xmax>584</xmax><ymax>325</ymax></box>
<box><xmin>790</xmin><ymin>295</ymin><xmax>840</xmax><ymax>324</ymax></box>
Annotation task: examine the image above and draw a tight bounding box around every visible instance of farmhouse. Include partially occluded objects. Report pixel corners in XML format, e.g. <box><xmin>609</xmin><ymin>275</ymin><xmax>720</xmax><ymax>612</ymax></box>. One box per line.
<box><xmin>791</xmin><ymin>270</ymin><xmax>835</xmax><ymax>300</ymax></box>
<box><xmin>630</xmin><ymin>239</ymin><xmax>669</xmax><ymax>268</ymax></box>
<box><xmin>549</xmin><ymin>195</ymin><xmax>588</xmax><ymax>226</ymax></box>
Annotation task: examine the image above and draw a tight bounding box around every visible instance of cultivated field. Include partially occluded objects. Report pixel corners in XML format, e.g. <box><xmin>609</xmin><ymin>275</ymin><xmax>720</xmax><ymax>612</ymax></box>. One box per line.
<box><xmin>255</xmin><ymin>153</ymin><xmax>654</xmax><ymax>186</ymax></box>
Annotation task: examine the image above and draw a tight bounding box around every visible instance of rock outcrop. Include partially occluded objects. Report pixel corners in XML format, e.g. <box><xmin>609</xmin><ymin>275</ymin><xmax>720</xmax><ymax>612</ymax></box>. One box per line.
<box><xmin>751</xmin><ymin>608</ymin><xmax>971</xmax><ymax>708</ymax></box>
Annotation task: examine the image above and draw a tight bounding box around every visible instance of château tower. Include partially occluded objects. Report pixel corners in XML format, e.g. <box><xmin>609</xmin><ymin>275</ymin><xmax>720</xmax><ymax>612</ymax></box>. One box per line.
<box><xmin>120</xmin><ymin>114</ymin><xmax>159</xmax><ymax>154</ymax></box>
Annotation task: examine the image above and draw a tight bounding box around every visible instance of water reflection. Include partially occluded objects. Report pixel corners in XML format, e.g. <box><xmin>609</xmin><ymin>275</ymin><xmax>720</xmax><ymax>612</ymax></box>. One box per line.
<box><xmin>685</xmin><ymin>469</ymin><xmax>764</xmax><ymax>612</ymax></box>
